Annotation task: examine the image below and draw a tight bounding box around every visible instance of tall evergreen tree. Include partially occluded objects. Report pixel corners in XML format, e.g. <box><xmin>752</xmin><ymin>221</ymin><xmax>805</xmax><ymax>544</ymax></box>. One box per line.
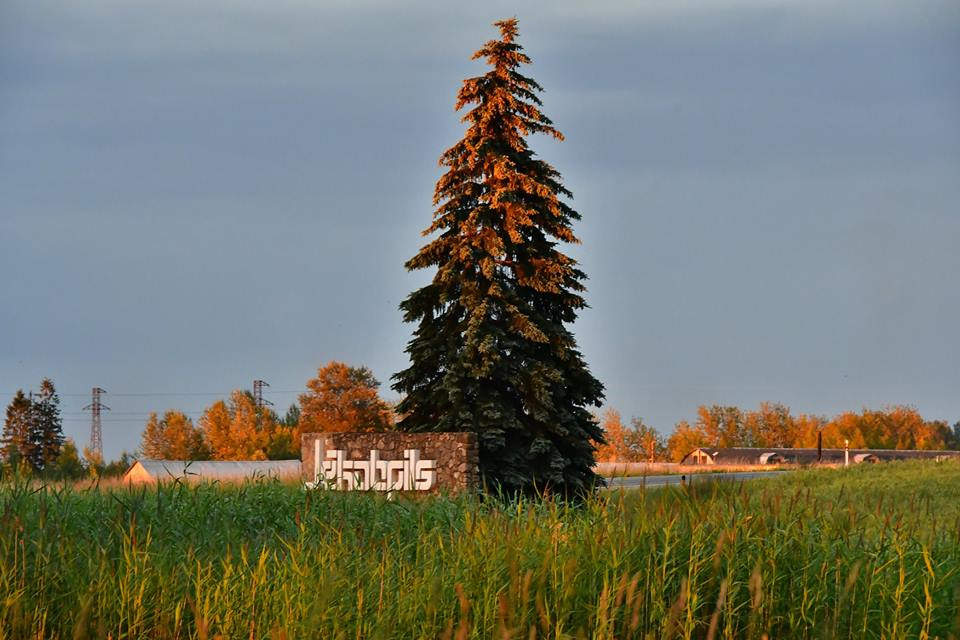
<box><xmin>2</xmin><ymin>390</ymin><xmax>34</xmax><ymax>469</ymax></box>
<box><xmin>32</xmin><ymin>378</ymin><xmax>64</xmax><ymax>470</ymax></box>
<box><xmin>392</xmin><ymin>19</ymin><xmax>604</xmax><ymax>496</ymax></box>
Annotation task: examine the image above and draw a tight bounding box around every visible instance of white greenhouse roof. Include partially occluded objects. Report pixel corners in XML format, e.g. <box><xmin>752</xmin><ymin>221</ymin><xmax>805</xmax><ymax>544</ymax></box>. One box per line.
<box><xmin>126</xmin><ymin>459</ymin><xmax>301</xmax><ymax>482</ymax></box>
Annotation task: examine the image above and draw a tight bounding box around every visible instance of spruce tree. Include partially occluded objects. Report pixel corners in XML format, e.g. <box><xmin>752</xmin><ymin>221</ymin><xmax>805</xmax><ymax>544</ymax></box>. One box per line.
<box><xmin>2</xmin><ymin>390</ymin><xmax>34</xmax><ymax>470</ymax></box>
<box><xmin>393</xmin><ymin>18</ymin><xmax>604</xmax><ymax>496</ymax></box>
<box><xmin>32</xmin><ymin>378</ymin><xmax>64</xmax><ymax>470</ymax></box>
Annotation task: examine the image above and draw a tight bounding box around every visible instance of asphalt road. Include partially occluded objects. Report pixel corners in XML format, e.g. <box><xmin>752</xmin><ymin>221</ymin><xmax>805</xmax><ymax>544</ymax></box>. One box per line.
<box><xmin>605</xmin><ymin>470</ymin><xmax>787</xmax><ymax>490</ymax></box>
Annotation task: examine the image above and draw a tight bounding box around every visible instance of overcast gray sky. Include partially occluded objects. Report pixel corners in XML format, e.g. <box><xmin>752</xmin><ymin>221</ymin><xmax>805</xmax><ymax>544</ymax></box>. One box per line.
<box><xmin>2</xmin><ymin>0</ymin><xmax>958</xmax><ymax>459</ymax></box>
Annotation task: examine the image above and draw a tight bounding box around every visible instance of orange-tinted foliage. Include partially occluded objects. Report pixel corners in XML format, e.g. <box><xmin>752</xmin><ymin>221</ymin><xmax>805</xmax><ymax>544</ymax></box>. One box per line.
<box><xmin>665</xmin><ymin>403</ymin><xmax>953</xmax><ymax>460</ymax></box>
<box><xmin>298</xmin><ymin>361</ymin><xmax>393</xmax><ymax>436</ymax></box>
<box><xmin>200</xmin><ymin>391</ymin><xmax>272</xmax><ymax>460</ymax></box>
<box><xmin>140</xmin><ymin>410</ymin><xmax>207</xmax><ymax>460</ymax></box>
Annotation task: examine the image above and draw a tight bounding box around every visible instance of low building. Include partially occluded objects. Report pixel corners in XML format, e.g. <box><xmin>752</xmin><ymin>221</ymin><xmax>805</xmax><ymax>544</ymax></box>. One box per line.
<box><xmin>123</xmin><ymin>459</ymin><xmax>302</xmax><ymax>484</ymax></box>
<box><xmin>680</xmin><ymin>447</ymin><xmax>960</xmax><ymax>466</ymax></box>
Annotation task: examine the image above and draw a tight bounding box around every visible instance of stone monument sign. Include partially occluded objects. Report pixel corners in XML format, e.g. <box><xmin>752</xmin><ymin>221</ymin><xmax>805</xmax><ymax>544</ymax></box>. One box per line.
<box><xmin>301</xmin><ymin>432</ymin><xmax>479</xmax><ymax>494</ymax></box>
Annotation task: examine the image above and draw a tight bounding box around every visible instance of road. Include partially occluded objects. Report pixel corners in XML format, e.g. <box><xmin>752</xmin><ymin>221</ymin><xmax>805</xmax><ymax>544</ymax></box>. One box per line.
<box><xmin>605</xmin><ymin>470</ymin><xmax>787</xmax><ymax>490</ymax></box>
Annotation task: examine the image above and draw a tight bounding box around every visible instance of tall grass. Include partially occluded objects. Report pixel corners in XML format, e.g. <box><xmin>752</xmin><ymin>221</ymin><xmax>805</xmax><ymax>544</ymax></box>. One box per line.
<box><xmin>1</xmin><ymin>461</ymin><xmax>959</xmax><ymax>639</ymax></box>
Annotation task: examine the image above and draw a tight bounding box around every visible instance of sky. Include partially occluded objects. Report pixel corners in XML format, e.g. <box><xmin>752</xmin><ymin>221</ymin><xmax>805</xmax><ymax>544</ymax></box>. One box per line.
<box><xmin>2</xmin><ymin>0</ymin><xmax>958</xmax><ymax>460</ymax></box>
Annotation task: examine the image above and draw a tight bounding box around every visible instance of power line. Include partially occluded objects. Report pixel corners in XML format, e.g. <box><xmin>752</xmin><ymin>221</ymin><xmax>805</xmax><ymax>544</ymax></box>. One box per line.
<box><xmin>0</xmin><ymin>390</ymin><xmax>310</xmax><ymax>397</ymax></box>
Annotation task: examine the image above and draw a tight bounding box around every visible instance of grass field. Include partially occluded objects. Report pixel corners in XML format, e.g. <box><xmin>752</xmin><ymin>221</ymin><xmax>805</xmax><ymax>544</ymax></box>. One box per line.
<box><xmin>2</xmin><ymin>461</ymin><xmax>959</xmax><ymax>639</ymax></box>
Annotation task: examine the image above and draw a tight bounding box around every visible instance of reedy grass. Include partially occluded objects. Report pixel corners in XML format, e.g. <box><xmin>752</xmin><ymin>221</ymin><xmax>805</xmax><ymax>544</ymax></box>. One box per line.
<box><xmin>1</xmin><ymin>461</ymin><xmax>959</xmax><ymax>639</ymax></box>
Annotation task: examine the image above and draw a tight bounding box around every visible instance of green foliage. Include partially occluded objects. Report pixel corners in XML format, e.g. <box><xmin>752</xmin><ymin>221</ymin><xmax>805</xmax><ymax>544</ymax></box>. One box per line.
<box><xmin>101</xmin><ymin>451</ymin><xmax>135</xmax><ymax>478</ymax></box>
<box><xmin>265</xmin><ymin>428</ymin><xmax>299</xmax><ymax>460</ymax></box>
<box><xmin>51</xmin><ymin>439</ymin><xmax>87</xmax><ymax>480</ymax></box>
<box><xmin>279</xmin><ymin>403</ymin><xmax>301</xmax><ymax>429</ymax></box>
<box><xmin>2</xmin><ymin>390</ymin><xmax>35</xmax><ymax>470</ymax></box>
<box><xmin>32</xmin><ymin>378</ymin><xmax>64</xmax><ymax>470</ymax></box>
<box><xmin>949</xmin><ymin>421</ymin><xmax>960</xmax><ymax>450</ymax></box>
<box><xmin>2</xmin><ymin>381</ymin><xmax>65</xmax><ymax>474</ymax></box>
<box><xmin>1</xmin><ymin>462</ymin><xmax>959</xmax><ymax>638</ymax></box>
<box><xmin>393</xmin><ymin>18</ymin><xmax>604</xmax><ymax>497</ymax></box>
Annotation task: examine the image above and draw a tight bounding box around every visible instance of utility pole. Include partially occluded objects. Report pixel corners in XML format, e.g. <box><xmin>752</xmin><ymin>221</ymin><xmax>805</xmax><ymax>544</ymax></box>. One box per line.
<box><xmin>83</xmin><ymin>387</ymin><xmax>109</xmax><ymax>461</ymax></box>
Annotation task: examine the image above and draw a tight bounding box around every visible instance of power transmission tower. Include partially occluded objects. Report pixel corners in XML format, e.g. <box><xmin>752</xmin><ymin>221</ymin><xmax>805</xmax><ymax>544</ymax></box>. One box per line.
<box><xmin>83</xmin><ymin>387</ymin><xmax>109</xmax><ymax>460</ymax></box>
<box><xmin>253</xmin><ymin>379</ymin><xmax>273</xmax><ymax>411</ymax></box>
<box><xmin>253</xmin><ymin>379</ymin><xmax>273</xmax><ymax>433</ymax></box>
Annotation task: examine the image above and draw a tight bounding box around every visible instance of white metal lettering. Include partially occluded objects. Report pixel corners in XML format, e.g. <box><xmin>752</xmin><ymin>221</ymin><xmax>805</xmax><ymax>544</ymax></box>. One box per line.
<box><xmin>306</xmin><ymin>442</ymin><xmax>437</xmax><ymax>491</ymax></box>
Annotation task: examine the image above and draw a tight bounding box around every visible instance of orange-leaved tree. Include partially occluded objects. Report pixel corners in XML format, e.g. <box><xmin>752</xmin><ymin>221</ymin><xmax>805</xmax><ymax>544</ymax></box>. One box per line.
<box><xmin>140</xmin><ymin>410</ymin><xmax>209</xmax><ymax>460</ymax></box>
<box><xmin>298</xmin><ymin>361</ymin><xmax>393</xmax><ymax>435</ymax></box>
<box><xmin>594</xmin><ymin>409</ymin><xmax>628</xmax><ymax>462</ymax></box>
<box><xmin>742</xmin><ymin>402</ymin><xmax>795</xmax><ymax>447</ymax></box>
<box><xmin>200</xmin><ymin>390</ymin><xmax>272</xmax><ymax>460</ymax></box>
<box><xmin>667</xmin><ymin>420</ymin><xmax>710</xmax><ymax>462</ymax></box>
<box><xmin>626</xmin><ymin>417</ymin><xmax>668</xmax><ymax>462</ymax></box>
<box><xmin>821</xmin><ymin>406</ymin><xmax>947</xmax><ymax>450</ymax></box>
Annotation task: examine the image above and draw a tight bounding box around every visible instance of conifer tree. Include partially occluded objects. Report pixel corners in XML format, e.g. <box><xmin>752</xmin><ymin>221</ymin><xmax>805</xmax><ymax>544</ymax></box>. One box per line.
<box><xmin>32</xmin><ymin>378</ymin><xmax>64</xmax><ymax>470</ymax></box>
<box><xmin>2</xmin><ymin>390</ymin><xmax>34</xmax><ymax>470</ymax></box>
<box><xmin>393</xmin><ymin>19</ymin><xmax>604</xmax><ymax>496</ymax></box>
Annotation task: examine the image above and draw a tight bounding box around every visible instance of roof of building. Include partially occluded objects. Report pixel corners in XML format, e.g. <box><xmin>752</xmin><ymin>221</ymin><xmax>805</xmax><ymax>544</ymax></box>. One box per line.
<box><xmin>124</xmin><ymin>459</ymin><xmax>302</xmax><ymax>482</ymax></box>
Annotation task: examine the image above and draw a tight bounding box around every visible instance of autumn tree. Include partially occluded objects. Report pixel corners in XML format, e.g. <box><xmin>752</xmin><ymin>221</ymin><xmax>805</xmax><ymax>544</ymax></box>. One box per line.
<box><xmin>821</xmin><ymin>406</ymin><xmax>946</xmax><ymax>451</ymax></box>
<box><xmin>595</xmin><ymin>411</ymin><xmax>667</xmax><ymax>462</ymax></box>
<box><xmin>595</xmin><ymin>409</ymin><xmax>628</xmax><ymax>462</ymax></box>
<box><xmin>299</xmin><ymin>361</ymin><xmax>392</xmax><ymax>435</ymax></box>
<box><xmin>667</xmin><ymin>420</ymin><xmax>709</xmax><ymax>462</ymax></box>
<box><xmin>743</xmin><ymin>402</ymin><xmax>795</xmax><ymax>448</ymax></box>
<box><xmin>140</xmin><ymin>410</ymin><xmax>209</xmax><ymax>459</ymax></box>
<box><xmin>787</xmin><ymin>413</ymin><xmax>825</xmax><ymax>448</ymax></box>
<box><xmin>626</xmin><ymin>418</ymin><xmax>668</xmax><ymax>462</ymax></box>
<box><xmin>666</xmin><ymin>403</ymin><xmax>954</xmax><ymax>456</ymax></box>
<box><xmin>200</xmin><ymin>391</ymin><xmax>271</xmax><ymax>460</ymax></box>
<box><xmin>392</xmin><ymin>19</ymin><xmax>605</xmax><ymax>496</ymax></box>
<box><xmin>694</xmin><ymin>405</ymin><xmax>744</xmax><ymax>448</ymax></box>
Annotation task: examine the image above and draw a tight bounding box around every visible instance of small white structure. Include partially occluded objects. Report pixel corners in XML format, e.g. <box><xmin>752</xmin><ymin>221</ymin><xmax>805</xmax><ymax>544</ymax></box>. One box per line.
<box><xmin>685</xmin><ymin>448</ymin><xmax>717</xmax><ymax>465</ymax></box>
<box><xmin>123</xmin><ymin>459</ymin><xmax>301</xmax><ymax>484</ymax></box>
<box><xmin>758</xmin><ymin>452</ymin><xmax>787</xmax><ymax>465</ymax></box>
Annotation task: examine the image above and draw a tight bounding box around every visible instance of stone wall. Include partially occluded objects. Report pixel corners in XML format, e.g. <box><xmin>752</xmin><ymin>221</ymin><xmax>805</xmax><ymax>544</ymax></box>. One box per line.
<box><xmin>301</xmin><ymin>432</ymin><xmax>479</xmax><ymax>494</ymax></box>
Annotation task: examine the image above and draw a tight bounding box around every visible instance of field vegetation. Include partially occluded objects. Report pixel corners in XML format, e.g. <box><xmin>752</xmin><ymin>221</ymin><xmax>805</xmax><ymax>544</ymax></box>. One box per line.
<box><xmin>2</xmin><ymin>461</ymin><xmax>959</xmax><ymax>639</ymax></box>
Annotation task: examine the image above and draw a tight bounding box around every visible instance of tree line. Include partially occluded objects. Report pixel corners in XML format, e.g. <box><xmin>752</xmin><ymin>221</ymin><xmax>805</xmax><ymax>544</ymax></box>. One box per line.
<box><xmin>138</xmin><ymin>361</ymin><xmax>393</xmax><ymax>461</ymax></box>
<box><xmin>1</xmin><ymin>378</ymin><xmax>93</xmax><ymax>479</ymax></box>
<box><xmin>595</xmin><ymin>403</ymin><xmax>960</xmax><ymax>463</ymax></box>
<box><xmin>1</xmin><ymin>361</ymin><xmax>394</xmax><ymax>476</ymax></box>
